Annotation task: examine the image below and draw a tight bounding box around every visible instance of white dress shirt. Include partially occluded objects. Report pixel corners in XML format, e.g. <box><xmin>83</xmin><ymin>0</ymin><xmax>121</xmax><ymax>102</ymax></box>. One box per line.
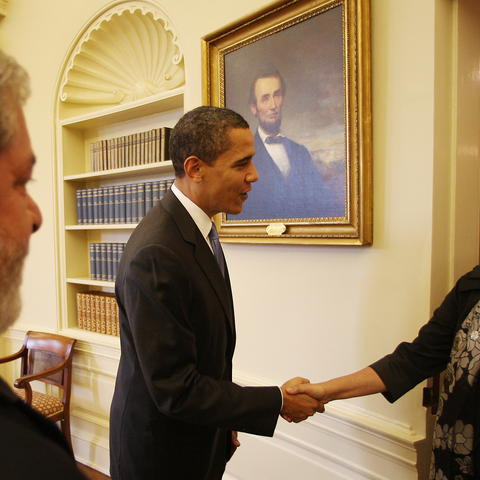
<box><xmin>258</xmin><ymin>128</ymin><xmax>291</xmax><ymax>179</ymax></box>
<box><xmin>171</xmin><ymin>183</ymin><xmax>214</xmax><ymax>252</ymax></box>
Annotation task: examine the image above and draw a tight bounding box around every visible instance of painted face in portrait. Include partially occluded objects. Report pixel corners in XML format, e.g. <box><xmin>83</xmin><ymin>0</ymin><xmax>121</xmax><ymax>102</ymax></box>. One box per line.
<box><xmin>0</xmin><ymin>107</ymin><xmax>42</xmax><ymax>333</ymax></box>
<box><xmin>250</xmin><ymin>76</ymin><xmax>284</xmax><ymax>135</ymax></box>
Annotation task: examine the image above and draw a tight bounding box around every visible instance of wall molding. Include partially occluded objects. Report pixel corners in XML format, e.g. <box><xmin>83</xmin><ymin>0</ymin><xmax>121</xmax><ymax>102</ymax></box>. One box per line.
<box><xmin>229</xmin><ymin>372</ymin><xmax>425</xmax><ymax>479</ymax></box>
<box><xmin>1</xmin><ymin>328</ymin><xmax>426</xmax><ymax>478</ymax></box>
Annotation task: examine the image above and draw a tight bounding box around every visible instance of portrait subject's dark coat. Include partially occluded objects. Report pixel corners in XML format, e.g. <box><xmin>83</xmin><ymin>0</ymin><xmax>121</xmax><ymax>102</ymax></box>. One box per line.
<box><xmin>236</xmin><ymin>131</ymin><xmax>343</xmax><ymax>220</ymax></box>
<box><xmin>109</xmin><ymin>189</ymin><xmax>281</xmax><ymax>480</ymax></box>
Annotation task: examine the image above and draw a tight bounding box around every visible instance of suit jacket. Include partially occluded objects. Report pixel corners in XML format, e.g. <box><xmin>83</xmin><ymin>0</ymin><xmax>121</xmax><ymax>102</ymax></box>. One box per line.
<box><xmin>0</xmin><ymin>376</ymin><xmax>86</xmax><ymax>479</ymax></box>
<box><xmin>235</xmin><ymin>131</ymin><xmax>344</xmax><ymax>220</ymax></box>
<box><xmin>110</xmin><ymin>190</ymin><xmax>282</xmax><ymax>480</ymax></box>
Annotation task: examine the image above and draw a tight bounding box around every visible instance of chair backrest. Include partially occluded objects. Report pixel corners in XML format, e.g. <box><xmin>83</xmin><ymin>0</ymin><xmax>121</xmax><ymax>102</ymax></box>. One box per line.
<box><xmin>21</xmin><ymin>331</ymin><xmax>76</xmax><ymax>397</ymax></box>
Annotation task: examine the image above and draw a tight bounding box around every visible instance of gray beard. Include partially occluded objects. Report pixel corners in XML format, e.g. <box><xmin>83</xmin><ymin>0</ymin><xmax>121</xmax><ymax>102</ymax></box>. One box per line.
<box><xmin>0</xmin><ymin>234</ymin><xmax>27</xmax><ymax>334</ymax></box>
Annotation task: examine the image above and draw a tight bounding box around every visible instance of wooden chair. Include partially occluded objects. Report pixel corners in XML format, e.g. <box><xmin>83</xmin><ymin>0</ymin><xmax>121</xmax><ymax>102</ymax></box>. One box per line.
<box><xmin>0</xmin><ymin>331</ymin><xmax>77</xmax><ymax>451</ymax></box>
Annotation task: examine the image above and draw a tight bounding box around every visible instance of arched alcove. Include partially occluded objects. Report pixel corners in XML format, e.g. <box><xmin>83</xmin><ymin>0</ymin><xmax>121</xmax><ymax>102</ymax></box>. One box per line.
<box><xmin>56</xmin><ymin>0</ymin><xmax>185</xmax><ymax>119</ymax></box>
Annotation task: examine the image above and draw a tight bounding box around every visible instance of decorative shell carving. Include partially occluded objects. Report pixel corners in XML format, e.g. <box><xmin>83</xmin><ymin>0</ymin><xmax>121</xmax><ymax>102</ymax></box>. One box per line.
<box><xmin>60</xmin><ymin>2</ymin><xmax>185</xmax><ymax>105</ymax></box>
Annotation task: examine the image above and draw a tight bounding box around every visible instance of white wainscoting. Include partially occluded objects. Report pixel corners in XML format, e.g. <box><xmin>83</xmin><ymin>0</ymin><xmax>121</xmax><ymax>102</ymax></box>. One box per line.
<box><xmin>223</xmin><ymin>412</ymin><xmax>425</xmax><ymax>479</ymax></box>
<box><xmin>225</xmin><ymin>374</ymin><xmax>426</xmax><ymax>480</ymax></box>
<box><xmin>1</xmin><ymin>329</ymin><xmax>426</xmax><ymax>478</ymax></box>
<box><xmin>1</xmin><ymin>328</ymin><xmax>118</xmax><ymax>476</ymax></box>
<box><xmin>69</xmin><ymin>336</ymin><xmax>119</xmax><ymax>475</ymax></box>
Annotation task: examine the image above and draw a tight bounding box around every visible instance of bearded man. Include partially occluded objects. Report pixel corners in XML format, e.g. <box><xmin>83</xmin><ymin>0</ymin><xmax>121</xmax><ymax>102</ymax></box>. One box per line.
<box><xmin>0</xmin><ymin>49</ymin><xmax>86</xmax><ymax>480</ymax></box>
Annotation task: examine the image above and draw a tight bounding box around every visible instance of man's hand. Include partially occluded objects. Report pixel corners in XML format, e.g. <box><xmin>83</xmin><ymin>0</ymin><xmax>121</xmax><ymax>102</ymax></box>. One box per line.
<box><xmin>282</xmin><ymin>376</ymin><xmax>310</xmax><ymax>389</ymax></box>
<box><xmin>280</xmin><ymin>377</ymin><xmax>324</xmax><ymax>423</ymax></box>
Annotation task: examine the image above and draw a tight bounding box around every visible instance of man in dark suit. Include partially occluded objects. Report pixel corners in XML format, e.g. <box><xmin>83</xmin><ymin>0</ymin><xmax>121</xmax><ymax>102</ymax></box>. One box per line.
<box><xmin>235</xmin><ymin>64</ymin><xmax>344</xmax><ymax>221</ymax></box>
<box><xmin>0</xmin><ymin>49</ymin><xmax>86</xmax><ymax>479</ymax></box>
<box><xmin>109</xmin><ymin>106</ymin><xmax>322</xmax><ymax>480</ymax></box>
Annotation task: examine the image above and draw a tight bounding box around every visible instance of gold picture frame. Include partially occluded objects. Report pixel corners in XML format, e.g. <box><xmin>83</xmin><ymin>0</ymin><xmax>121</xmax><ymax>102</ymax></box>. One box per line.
<box><xmin>202</xmin><ymin>0</ymin><xmax>372</xmax><ymax>245</ymax></box>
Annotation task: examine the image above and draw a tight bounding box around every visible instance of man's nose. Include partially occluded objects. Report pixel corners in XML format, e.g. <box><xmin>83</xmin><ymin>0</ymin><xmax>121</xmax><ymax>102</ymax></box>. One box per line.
<box><xmin>28</xmin><ymin>194</ymin><xmax>42</xmax><ymax>233</ymax></box>
<box><xmin>247</xmin><ymin>163</ymin><xmax>259</xmax><ymax>183</ymax></box>
<box><xmin>267</xmin><ymin>98</ymin><xmax>277</xmax><ymax>110</ymax></box>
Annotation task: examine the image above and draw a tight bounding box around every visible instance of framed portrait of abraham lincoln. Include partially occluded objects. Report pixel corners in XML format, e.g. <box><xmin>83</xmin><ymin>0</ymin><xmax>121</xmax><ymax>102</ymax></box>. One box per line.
<box><xmin>202</xmin><ymin>0</ymin><xmax>372</xmax><ymax>245</ymax></box>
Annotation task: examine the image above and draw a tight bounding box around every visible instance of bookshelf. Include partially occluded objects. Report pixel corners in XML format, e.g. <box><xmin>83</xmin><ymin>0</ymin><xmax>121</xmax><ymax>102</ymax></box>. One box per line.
<box><xmin>57</xmin><ymin>92</ymin><xmax>184</xmax><ymax>343</ymax></box>
<box><xmin>54</xmin><ymin>3</ymin><xmax>186</xmax><ymax>343</ymax></box>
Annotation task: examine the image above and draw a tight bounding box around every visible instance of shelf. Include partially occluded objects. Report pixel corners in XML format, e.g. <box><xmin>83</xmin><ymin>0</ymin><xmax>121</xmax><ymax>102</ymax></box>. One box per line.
<box><xmin>60</xmin><ymin>327</ymin><xmax>120</xmax><ymax>348</ymax></box>
<box><xmin>67</xmin><ymin>277</ymin><xmax>115</xmax><ymax>287</ymax></box>
<box><xmin>59</xmin><ymin>87</ymin><xmax>185</xmax><ymax>130</ymax></box>
<box><xmin>66</xmin><ymin>224</ymin><xmax>138</xmax><ymax>231</ymax></box>
<box><xmin>64</xmin><ymin>161</ymin><xmax>174</xmax><ymax>182</ymax></box>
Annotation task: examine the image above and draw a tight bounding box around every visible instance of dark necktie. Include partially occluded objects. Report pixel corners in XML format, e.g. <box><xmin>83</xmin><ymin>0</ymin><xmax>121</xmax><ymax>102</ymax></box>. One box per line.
<box><xmin>208</xmin><ymin>222</ymin><xmax>226</xmax><ymax>277</ymax></box>
<box><xmin>265</xmin><ymin>135</ymin><xmax>284</xmax><ymax>144</ymax></box>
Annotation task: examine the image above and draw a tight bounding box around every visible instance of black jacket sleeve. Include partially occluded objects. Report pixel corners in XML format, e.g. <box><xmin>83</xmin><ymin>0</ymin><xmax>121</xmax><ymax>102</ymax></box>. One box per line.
<box><xmin>370</xmin><ymin>266</ymin><xmax>480</xmax><ymax>402</ymax></box>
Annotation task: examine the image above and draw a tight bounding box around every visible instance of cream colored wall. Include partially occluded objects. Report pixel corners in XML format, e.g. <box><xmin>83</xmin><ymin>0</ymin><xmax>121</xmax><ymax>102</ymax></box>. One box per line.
<box><xmin>0</xmin><ymin>0</ymin><xmax>478</xmax><ymax>478</ymax></box>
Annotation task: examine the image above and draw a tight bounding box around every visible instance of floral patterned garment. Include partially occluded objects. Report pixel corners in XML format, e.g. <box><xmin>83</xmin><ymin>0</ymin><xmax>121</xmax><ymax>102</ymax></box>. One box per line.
<box><xmin>430</xmin><ymin>300</ymin><xmax>480</xmax><ymax>479</ymax></box>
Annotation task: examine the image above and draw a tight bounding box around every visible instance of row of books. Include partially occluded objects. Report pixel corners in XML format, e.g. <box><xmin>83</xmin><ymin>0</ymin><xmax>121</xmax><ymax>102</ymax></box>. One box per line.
<box><xmin>90</xmin><ymin>127</ymin><xmax>172</xmax><ymax>172</ymax></box>
<box><xmin>90</xmin><ymin>243</ymin><xmax>126</xmax><ymax>282</ymax></box>
<box><xmin>76</xmin><ymin>179</ymin><xmax>173</xmax><ymax>225</ymax></box>
<box><xmin>76</xmin><ymin>291</ymin><xmax>120</xmax><ymax>336</ymax></box>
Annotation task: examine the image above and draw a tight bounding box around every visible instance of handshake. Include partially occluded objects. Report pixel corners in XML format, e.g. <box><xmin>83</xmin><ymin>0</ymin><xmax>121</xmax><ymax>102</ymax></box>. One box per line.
<box><xmin>279</xmin><ymin>377</ymin><xmax>326</xmax><ymax>423</ymax></box>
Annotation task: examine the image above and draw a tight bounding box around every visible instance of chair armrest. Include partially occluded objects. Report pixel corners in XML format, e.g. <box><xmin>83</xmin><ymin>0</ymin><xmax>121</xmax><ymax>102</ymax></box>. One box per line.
<box><xmin>13</xmin><ymin>357</ymin><xmax>71</xmax><ymax>389</ymax></box>
<box><xmin>14</xmin><ymin>381</ymin><xmax>33</xmax><ymax>404</ymax></box>
<box><xmin>0</xmin><ymin>346</ymin><xmax>26</xmax><ymax>364</ymax></box>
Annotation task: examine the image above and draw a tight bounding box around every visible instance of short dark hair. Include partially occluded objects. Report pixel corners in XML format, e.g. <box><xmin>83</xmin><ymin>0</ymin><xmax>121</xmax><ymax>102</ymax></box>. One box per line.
<box><xmin>248</xmin><ymin>63</ymin><xmax>286</xmax><ymax>107</ymax></box>
<box><xmin>169</xmin><ymin>105</ymin><xmax>250</xmax><ymax>177</ymax></box>
<box><xmin>0</xmin><ymin>49</ymin><xmax>30</xmax><ymax>154</ymax></box>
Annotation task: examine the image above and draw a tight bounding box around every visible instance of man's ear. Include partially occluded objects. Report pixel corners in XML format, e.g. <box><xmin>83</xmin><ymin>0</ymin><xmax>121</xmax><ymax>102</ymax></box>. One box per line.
<box><xmin>183</xmin><ymin>156</ymin><xmax>204</xmax><ymax>183</ymax></box>
<box><xmin>249</xmin><ymin>103</ymin><xmax>258</xmax><ymax>117</ymax></box>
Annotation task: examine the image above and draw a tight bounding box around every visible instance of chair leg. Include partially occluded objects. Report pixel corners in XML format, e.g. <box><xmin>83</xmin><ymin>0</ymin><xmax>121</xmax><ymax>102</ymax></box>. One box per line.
<box><xmin>60</xmin><ymin>417</ymin><xmax>73</xmax><ymax>453</ymax></box>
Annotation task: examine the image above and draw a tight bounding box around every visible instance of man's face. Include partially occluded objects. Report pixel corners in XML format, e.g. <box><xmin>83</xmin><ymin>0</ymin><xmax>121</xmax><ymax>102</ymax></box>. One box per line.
<box><xmin>199</xmin><ymin>128</ymin><xmax>258</xmax><ymax>218</ymax></box>
<box><xmin>0</xmin><ymin>106</ymin><xmax>42</xmax><ymax>332</ymax></box>
<box><xmin>250</xmin><ymin>76</ymin><xmax>284</xmax><ymax>135</ymax></box>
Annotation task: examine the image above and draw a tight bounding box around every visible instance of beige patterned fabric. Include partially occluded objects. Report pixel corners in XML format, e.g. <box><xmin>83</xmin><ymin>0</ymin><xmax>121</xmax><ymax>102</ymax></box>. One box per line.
<box><xmin>15</xmin><ymin>389</ymin><xmax>64</xmax><ymax>417</ymax></box>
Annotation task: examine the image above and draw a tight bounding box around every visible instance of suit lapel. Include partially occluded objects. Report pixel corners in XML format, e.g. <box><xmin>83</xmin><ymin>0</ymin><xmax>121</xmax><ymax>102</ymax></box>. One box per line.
<box><xmin>162</xmin><ymin>191</ymin><xmax>235</xmax><ymax>332</ymax></box>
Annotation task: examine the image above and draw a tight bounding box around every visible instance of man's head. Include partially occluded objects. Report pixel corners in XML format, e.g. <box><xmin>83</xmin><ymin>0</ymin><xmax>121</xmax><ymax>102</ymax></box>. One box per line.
<box><xmin>249</xmin><ymin>64</ymin><xmax>286</xmax><ymax>135</ymax></box>
<box><xmin>0</xmin><ymin>50</ymin><xmax>42</xmax><ymax>333</ymax></box>
<box><xmin>170</xmin><ymin>106</ymin><xmax>258</xmax><ymax>218</ymax></box>
<box><xmin>170</xmin><ymin>105</ymin><xmax>250</xmax><ymax>176</ymax></box>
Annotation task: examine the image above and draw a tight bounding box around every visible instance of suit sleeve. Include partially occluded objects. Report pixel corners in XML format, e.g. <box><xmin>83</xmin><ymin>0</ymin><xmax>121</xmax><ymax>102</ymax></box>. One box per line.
<box><xmin>119</xmin><ymin>242</ymin><xmax>282</xmax><ymax>436</ymax></box>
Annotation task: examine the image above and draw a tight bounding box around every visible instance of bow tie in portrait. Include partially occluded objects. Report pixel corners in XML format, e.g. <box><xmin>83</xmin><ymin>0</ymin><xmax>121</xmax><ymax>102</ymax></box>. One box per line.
<box><xmin>265</xmin><ymin>135</ymin><xmax>284</xmax><ymax>144</ymax></box>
